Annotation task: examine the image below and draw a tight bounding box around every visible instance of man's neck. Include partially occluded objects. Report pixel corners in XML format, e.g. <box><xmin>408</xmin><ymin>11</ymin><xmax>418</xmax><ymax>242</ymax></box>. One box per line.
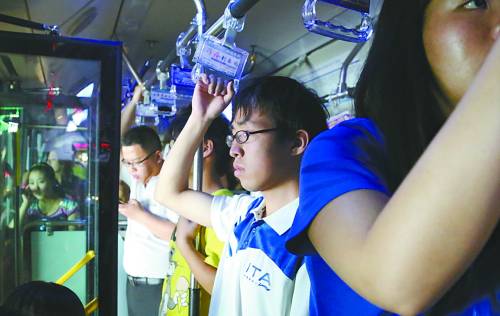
<box><xmin>200</xmin><ymin>162</ymin><xmax>224</xmax><ymax>194</ymax></box>
<box><xmin>202</xmin><ymin>173</ymin><xmax>224</xmax><ymax>194</ymax></box>
<box><xmin>143</xmin><ymin>161</ymin><xmax>163</xmax><ymax>186</ymax></box>
<box><xmin>260</xmin><ymin>177</ymin><xmax>299</xmax><ymax>217</ymax></box>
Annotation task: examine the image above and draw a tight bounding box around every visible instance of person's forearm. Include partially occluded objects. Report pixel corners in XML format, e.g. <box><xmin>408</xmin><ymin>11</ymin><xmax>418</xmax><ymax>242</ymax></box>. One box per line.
<box><xmin>312</xmin><ymin>39</ymin><xmax>500</xmax><ymax>315</ymax></box>
<box><xmin>134</xmin><ymin>210</ymin><xmax>175</xmax><ymax>241</ymax></box>
<box><xmin>155</xmin><ymin>115</ymin><xmax>213</xmax><ymax>226</ymax></box>
<box><xmin>370</xmin><ymin>37</ymin><xmax>500</xmax><ymax>311</ymax></box>
<box><xmin>176</xmin><ymin>238</ymin><xmax>217</xmax><ymax>294</ymax></box>
<box><xmin>120</xmin><ymin>98</ymin><xmax>138</xmax><ymax>137</ymax></box>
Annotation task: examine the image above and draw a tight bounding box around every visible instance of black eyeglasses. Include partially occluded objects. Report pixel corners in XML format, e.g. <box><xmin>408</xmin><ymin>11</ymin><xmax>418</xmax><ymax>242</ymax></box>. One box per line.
<box><xmin>226</xmin><ymin>128</ymin><xmax>279</xmax><ymax>147</ymax></box>
<box><xmin>121</xmin><ymin>150</ymin><xmax>156</xmax><ymax>168</ymax></box>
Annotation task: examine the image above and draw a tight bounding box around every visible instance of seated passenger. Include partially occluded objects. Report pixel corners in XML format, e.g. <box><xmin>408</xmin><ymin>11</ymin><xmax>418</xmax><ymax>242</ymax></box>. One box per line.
<box><xmin>19</xmin><ymin>163</ymin><xmax>79</xmax><ymax>225</ymax></box>
<box><xmin>1</xmin><ymin>281</ymin><xmax>85</xmax><ymax>316</ymax></box>
<box><xmin>159</xmin><ymin>106</ymin><xmax>235</xmax><ymax>316</ymax></box>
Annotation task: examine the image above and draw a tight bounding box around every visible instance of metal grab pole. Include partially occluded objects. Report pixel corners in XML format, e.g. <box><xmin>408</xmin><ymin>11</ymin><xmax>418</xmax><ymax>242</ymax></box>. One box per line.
<box><xmin>205</xmin><ymin>0</ymin><xmax>261</xmax><ymax>37</ymax></box>
<box><xmin>336</xmin><ymin>42</ymin><xmax>365</xmax><ymax>95</ymax></box>
<box><xmin>189</xmin><ymin>145</ymin><xmax>203</xmax><ymax>316</ymax></box>
<box><xmin>177</xmin><ymin>24</ymin><xmax>197</xmax><ymax>51</ymax></box>
<box><xmin>193</xmin><ymin>0</ymin><xmax>207</xmax><ymax>37</ymax></box>
<box><xmin>122</xmin><ymin>48</ymin><xmax>144</xmax><ymax>87</ymax></box>
<box><xmin>189</xmin><ymin>0</ymin><xmax>206</xmax><ymax>313</ymax></box>
<box><xmin>187</xmin><ymin>2</ymin><xmax>260</xmax><ymax>315</ymax></box>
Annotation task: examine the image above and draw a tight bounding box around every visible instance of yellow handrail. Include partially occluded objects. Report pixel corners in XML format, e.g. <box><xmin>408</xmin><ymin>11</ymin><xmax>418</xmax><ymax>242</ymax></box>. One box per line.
<box><xmin>55</xmin><ymin>250</ymin><xmax>99</xmax><ymax>314</ymax></box>
<box><xmin>55</xmin><ymin>250</ymin><xmax>95</xmax><ymax>285</ymax></box>
<box><xmin>84</xmin><ymin>297</ymin><xmax>99</xmax><ymax>315</ymax></box>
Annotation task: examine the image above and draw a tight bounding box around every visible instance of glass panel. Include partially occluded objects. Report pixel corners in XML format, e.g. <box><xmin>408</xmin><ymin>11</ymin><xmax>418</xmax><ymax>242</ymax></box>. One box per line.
<box><xmin>0</xmin><ymin>52</ymin><xmax>100</xmax><ymax>309</ymax></box>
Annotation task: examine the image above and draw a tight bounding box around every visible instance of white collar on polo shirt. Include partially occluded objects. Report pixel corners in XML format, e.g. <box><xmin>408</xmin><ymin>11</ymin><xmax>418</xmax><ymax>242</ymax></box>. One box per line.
<box><xmin>250</xmin><ymin>198</ymin><xmax>299</xmax><ymax>236</ymax></box>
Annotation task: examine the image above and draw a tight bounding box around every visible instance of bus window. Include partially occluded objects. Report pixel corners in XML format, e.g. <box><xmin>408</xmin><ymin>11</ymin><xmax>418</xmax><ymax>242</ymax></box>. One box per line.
<box><xmin>0</xmin><ymin>52</ymin><xmax>98</xmax><ymax>307</ymax></box>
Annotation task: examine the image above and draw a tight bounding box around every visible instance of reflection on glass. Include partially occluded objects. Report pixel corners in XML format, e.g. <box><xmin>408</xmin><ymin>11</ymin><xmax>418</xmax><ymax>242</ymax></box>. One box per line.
<box><xmin>20</xmin><ymin>163</ymin><xmax>80</xmax><ymax>225</ymax></box>
<box><xmin>0</xmin><ymin>53</ymin><xmax>99</xmax><ymax>306</ymax></box>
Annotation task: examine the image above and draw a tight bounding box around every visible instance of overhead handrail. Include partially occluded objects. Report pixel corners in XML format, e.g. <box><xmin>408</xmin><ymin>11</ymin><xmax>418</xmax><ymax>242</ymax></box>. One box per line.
<box><xmin>326</xmin><ymin>41</ymin><xmax>365</xmax><ymax>127</ymax></box>
<box><xmin>175</xmin><ymin>24</ymin><xmax>197</xmax><ymax>70</ymax></box>
<box><xmin>193</xmin><ymin>0</ymin><xmax>207</xmax><ymax>40</ymax></box>
<box><xmin>175</xmin><ymin>0</ymin><xmax>206</xmax><ymax>55</ymax></box>
<box><xmin>174</xmin><ymin>0</ymin><xmax>205</xmax><ymax>69</ymax></box>
<box><xmin>204</xmin><ymin>0</ymin><xmax>260</xmax><ymax>37</ymax></box>
<box><xmin>302</xmin><ymin>0</ymin><xmax>373</xmax><ymax>42</ymax></box>
<box><xmin>0</xmin><ymin>13</ymin><xmax>59</xmax><ymax>35</ymax></box>
<box><xmin>122</xmin><ymin>48</ymin><xmax>144</xmax><ymax>87</ymax></box>
<box><xmin>332</xmin><ymin>41</ymin><xmax>365</xmax><ymax>99</ymax></box>
<box><xmin>136</xmin><ymin>0</ymin><xmax>207</xmax><ymax>125</ymax></box>
<box><xmin>191</xmin><ymin>0</ymin><xmax>261</xmax><ymax>91</ymax></box>
<box><xmin>133</xmin><ymin>0</ymin><xmax>258</xmax><ymax>125</ymax></box>
<box><xmin>228</xmin><ymin>0</ymin><xmax>260</xmax><ymax>18</ymax></box>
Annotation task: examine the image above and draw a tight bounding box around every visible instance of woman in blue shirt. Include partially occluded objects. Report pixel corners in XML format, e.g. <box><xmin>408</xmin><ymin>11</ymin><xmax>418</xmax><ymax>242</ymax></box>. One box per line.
<box><xmin>287</xmin><ymin>0</ymin><xmax>500</xmax><ymax>315</ymax></box>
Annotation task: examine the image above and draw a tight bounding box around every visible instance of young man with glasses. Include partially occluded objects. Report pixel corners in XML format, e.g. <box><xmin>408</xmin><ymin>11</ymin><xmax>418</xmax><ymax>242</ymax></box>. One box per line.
<box><xmin>120</xmin><ymin>125</ymin><xmax>179</xmax><ymax>316</ymax></box>
<box><xmin>155</xmin><ymin>75</ymin><xmax>328</xmax><ymax>315</ymax></box>
<box><xmin>158</xmin><ymin>106</ymin><xmax>236</xmax><ymax>316</ymax></box>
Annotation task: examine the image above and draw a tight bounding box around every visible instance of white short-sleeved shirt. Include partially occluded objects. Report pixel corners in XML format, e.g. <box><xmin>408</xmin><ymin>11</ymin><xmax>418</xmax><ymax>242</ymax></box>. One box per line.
<box><xmin>209</xmin><ymin>194</ymin><xmax>310</xmax><ymax>316</ymax></box>
<box><xmin>123</xmin><ymin>175</ymin><xmax>179</xmax><ymax>278</ymax></box>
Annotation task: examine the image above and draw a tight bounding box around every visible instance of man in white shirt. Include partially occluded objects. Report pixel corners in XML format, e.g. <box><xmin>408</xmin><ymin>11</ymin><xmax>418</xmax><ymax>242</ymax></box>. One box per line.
<box><xmin>120</xmin><ymin>125</ymin><xmax>178</xmax><ymax>316</ymax></box>
<box><xmin>155</xmin><ymin>75</ymin><xmax>328</xmax><ymax>315</ymax></box>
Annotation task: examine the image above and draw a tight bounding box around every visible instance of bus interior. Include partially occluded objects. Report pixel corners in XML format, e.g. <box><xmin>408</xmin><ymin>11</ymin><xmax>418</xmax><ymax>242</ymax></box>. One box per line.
<box><xmin>0</xmin><ymin>0</ymin><xmax>382</xmax><ymax>315</ymax></box>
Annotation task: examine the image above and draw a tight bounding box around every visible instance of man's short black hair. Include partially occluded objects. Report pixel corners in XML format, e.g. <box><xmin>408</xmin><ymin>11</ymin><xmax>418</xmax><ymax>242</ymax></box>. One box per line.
<box><xmin>232</xmin><ymin>76</ymin><xmax>328</xmax><ymax>141</ymax></box>
<box><xmin>122</xmin><ymin>125</ymin><xmax>162</xmax><ymax>154</ymax></box>
<box><xmin>2</xmin><ymin>281</ymin><xmax>85</xmax><ymax>316</ymax></box>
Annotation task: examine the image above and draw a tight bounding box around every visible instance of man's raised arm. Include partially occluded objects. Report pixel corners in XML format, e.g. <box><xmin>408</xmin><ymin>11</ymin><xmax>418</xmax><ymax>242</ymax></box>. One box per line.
<box><xmin>154</xmin><ymin>76</ymin><xmax>234</xmax><ymax>227</ymax></box>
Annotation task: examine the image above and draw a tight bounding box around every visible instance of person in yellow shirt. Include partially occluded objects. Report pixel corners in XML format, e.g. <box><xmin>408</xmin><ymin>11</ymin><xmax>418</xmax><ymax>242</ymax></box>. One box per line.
<box><xmin>158</xmin><ymin>106</ymin><xmax>237</xmax><ymax>316</ymax></box>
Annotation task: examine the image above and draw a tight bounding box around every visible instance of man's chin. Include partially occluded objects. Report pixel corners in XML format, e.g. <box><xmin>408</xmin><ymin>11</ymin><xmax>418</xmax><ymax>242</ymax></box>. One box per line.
<box><xmin>240</xmin><ymin>180</ymin><xmax>258</xmax><ymax>193</ymax></box>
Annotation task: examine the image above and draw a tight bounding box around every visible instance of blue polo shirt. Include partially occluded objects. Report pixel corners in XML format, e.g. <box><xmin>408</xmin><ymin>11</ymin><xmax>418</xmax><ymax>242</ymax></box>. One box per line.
<box><xmin>209</xmin><ymin>194</ymin><xmax>309</xmax><ymax>316</ymax></box>
<box><xmin>286</xmin><ymin>118</ymin><xmax>500</xmax><ymax>316</ymax></box>
<box><xmin>286</xmin><ymin>118</ymin><xmax>391</xmax><ymax>316</ymax></box>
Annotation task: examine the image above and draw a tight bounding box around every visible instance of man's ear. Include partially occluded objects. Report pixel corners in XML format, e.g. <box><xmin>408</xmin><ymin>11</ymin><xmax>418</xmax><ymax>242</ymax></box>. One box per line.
<box><xmin>203</xmin><ymin>139</ymin><xmax>214</xmax><ymax>158</ymax></box>
<box><xmin>155</xmin><ymin>150</ymin><xmax>163</xmax><ymax>163</ymax></box>
<box><xmin>291</xmin><ymin>129</ymin><xmax>309</xmax><ymax>156</ymax></box>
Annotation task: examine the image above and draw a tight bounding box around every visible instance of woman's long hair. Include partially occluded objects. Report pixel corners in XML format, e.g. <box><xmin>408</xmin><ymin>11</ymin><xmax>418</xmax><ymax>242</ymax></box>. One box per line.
<box><xmin>354</xmin><ymin>0</ymin><xmax>500</xmax><ymax>313</ymax></box>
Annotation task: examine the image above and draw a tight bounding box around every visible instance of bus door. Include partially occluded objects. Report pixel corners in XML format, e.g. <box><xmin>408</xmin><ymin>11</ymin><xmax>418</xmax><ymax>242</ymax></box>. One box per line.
<box><xmin>0</xmin><ymin>29</ymin><xmax>121</xmax><ymax>315</ymax></box>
